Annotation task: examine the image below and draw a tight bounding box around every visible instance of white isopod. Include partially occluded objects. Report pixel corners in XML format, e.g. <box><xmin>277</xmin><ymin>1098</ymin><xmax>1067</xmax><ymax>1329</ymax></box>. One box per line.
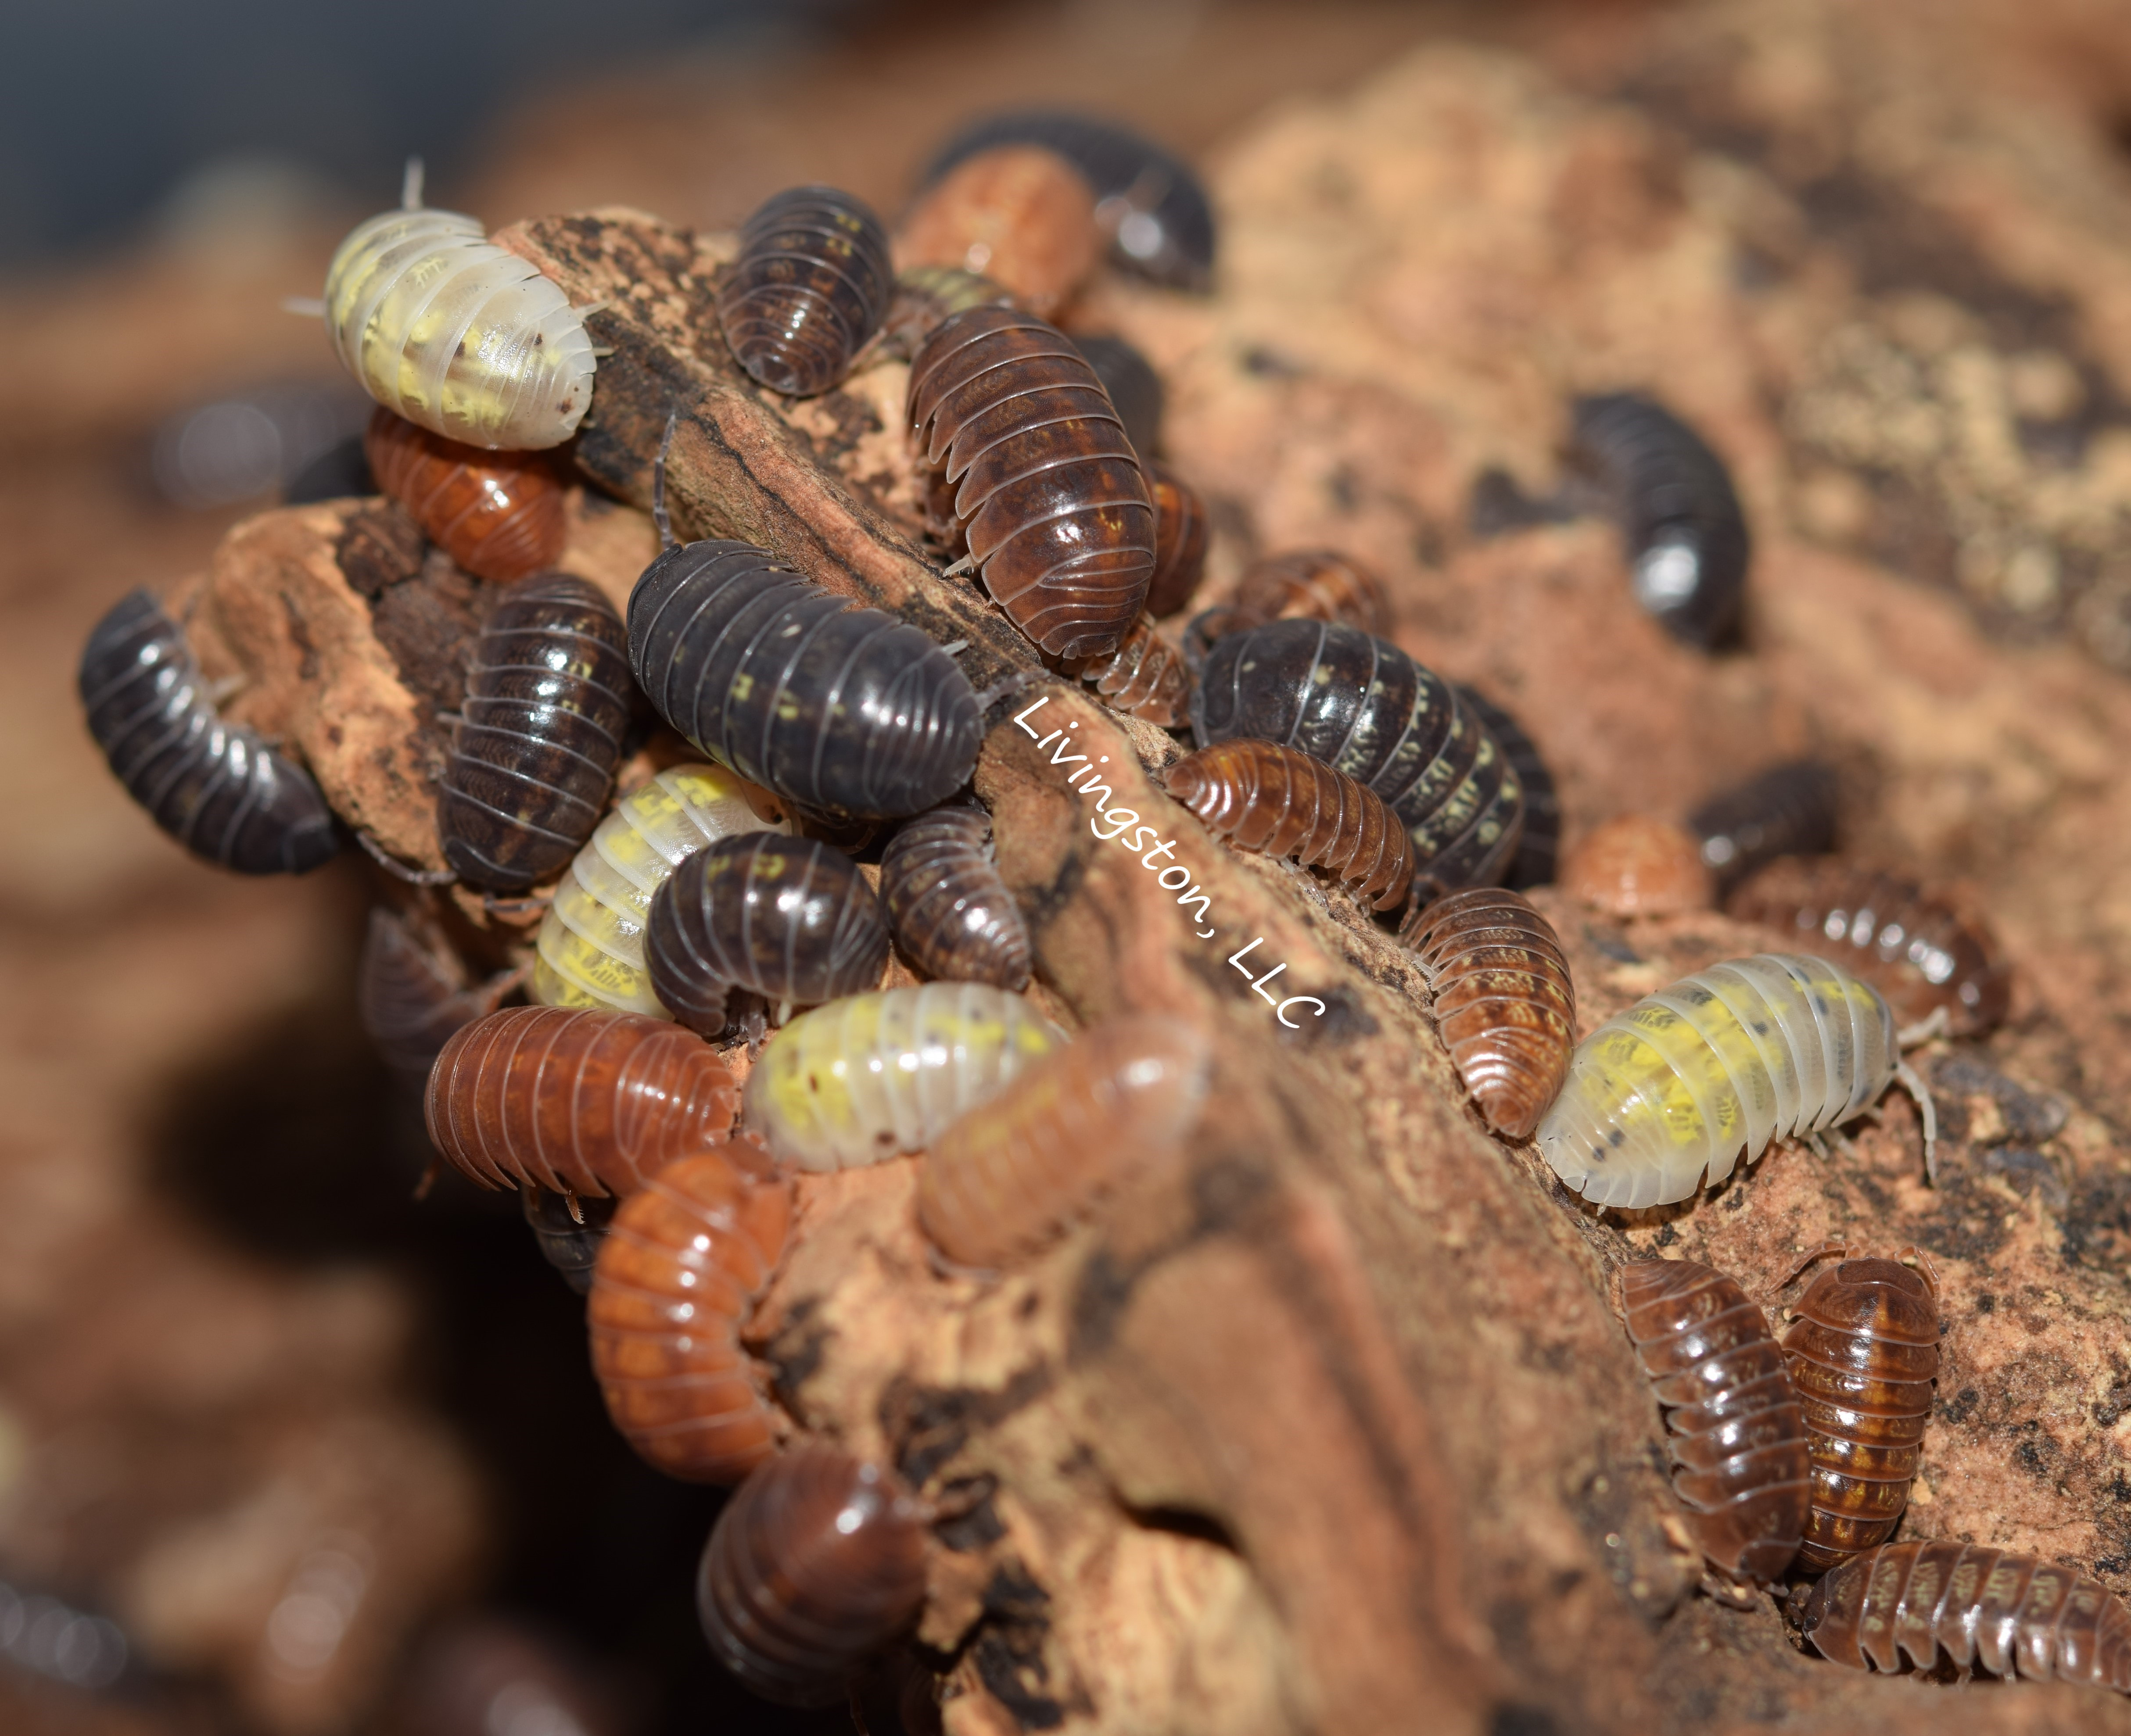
<box><xmin>1535</xmin><ymin>952</ymin><xmax>1937</xmax><ymax>1210</ymax></box>
<box><xmin>321</xmin><ymin>161</ymin><xmax>598</xmax><ymax>450</ymax></box>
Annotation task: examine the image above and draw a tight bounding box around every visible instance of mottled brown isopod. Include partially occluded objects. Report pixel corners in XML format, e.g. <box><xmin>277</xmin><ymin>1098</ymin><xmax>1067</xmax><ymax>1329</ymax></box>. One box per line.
<box><xmin>1063</xmin><ymin>612</ymin><xmax>1193</xmax><ymax>725</ymax></box>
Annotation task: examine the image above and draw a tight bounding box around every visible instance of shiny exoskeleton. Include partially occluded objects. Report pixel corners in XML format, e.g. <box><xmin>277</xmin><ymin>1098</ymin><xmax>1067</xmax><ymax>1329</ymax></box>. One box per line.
<box><xmin>1571</xmin><ymin>393</ymin><xmax>1749</xmax><ymax>649</ymax></box>
<box><xmin>1453</xmin><ymin>686</ymin><xmax>1558</xmax><ymax>890</ymax></box>
<box><xmin>1801</xmin><ymin>1541</ymin><xmax>2131</xmax><ymax>1692</ymax></box>
<box><xmin>1144</xmin><ymin>463</ymin><xmax>1210</xmax><ymax>619</ymax></box>
<box><xmin>356</xmin><ymin>907</ymin><xmax>500</xmax><ymax>1074</ymax></box>
<box><xmin>696</xmin><ymin>1444</ymin><xmax>931</xmax><ymax>1706</ymax></box>
<box><xmin>424</xmin><ymin>1005</ymin><xmax>739</xmax><ymax>1198</ymax></box>
<box><xmin>1191</xmin><ymin>620</ymin><xmax>1525</xmax><ymax>901</ymax></box>
<box><xmin>362</xmin><ymin>407</ymin><xmax>566</xmax><ymax>583</ymax></box>
<box><xmin>1618</xmin><ymin>1260</ymin><xmax>1809</xmax><ymax>1588</ymax></box>
<box><xmin>1781</xmin><ymin>1251</ymin><xmax>1941</xmax><ymax>1573</ymax></box>
<box><xmin>879</xmin><ymin>807</ymin><xmax>1032</xmax><ymax>990</ymax></box>
<box><xmin>1063</xmin><ymin>613</ymin><xmax>1192</xmax><ymax>725</ymax></box>
<box><xmin>440</xmin><ymin>573</ymin><xmax>632</xmax><ymax>889</ymax></box>
<box><xmin>1069</xmin><ymin>333</ymin><xmax>1163</xmax><ymax>458</ymax></box>
<box><xmin>589</xmin><ymin>1141</ymin><xmax>792</xmax><ymax>1483</ymax></box>
<box><xmin>1727</xmin><ymin>858</ymin><xmax>2010</xmax><ymax>1037</ymax></box>
<box><xmin>717</xmin><ymin>186</ymin><xmax>893</xmax><ymax>397</ymax></box>
<box><xmin>79</xmin><ymin>589</ymin><xmax>338</xmax><ymax>875</ymax></box>
<box><xmin>918</xmin><ymin>1014</ymin><xmax>1210</xmax><ymax>1271</ymax></box>
<box><xmin>1166</xmin><ymin>738</ymin><xmax>1414</xmax><ymax>911</ymax></box>
<box><xmin>522</xmin><ymin>1185</ymin><xmax>617</xmax><ymax>1295</ymax></box>
<box><xmin>896</xmin><ymin>146</ymin><xmax>1099</xmax><ymax>319</ymax></box>
<box><xmin>908</xmin><ymin>304</ymin><xmax>1156</xmax><ymax>660</ymax></box>
<box><xmin>628</xmin><ymin>540</ymin><xmax>983</xmax><ymax>822</ymax></box>
<box><xmin>1688</xmin><ymin>760</ymin><xmax>1839</xmax><ymax>891</ymax></box>
<box><xmin>1398</xmin><ymin>888</ymin><xmax>1575</xmax><ymax>1141</ymax></box>
<box><xmin>645</xmin><ymin>834</ymin><xmax>890</xmax><ymax>1037</ymax></box>
<box><xmin>884</xmin><ymin>264</ymin><xmax>1013</xmax><ymax>358</ymax></box>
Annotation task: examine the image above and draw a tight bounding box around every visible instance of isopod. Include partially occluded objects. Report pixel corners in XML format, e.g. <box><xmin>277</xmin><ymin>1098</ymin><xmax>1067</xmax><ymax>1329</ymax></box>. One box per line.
<box><xmin>1144</xmin><ymin>462</ymin><xmax>1210</xmax><ymax>619</ymax></box>
<box><xmin>918</xmin><ymin>1014</ymin><xmax>1211</xmax><ymax>1271</ymax></box>
<box><xmin>696</xmin><ymin>1444</ymin><xmax>930</xmax><ymax>1706</ymax></box>
<box><xmin>1231</xmin><ymin>549</ymin><xmax>1392</xmax><ymax>637</ymax></box>
<box><xmin>1618</xmin><ymin>1260</ymin><xmax>1809</xmax><ymax>1589</ymax></box>
<box><xmin>646</xmin><ymin>834</ymin><xmax>891</xmax><ymax>1037</ymax></box>
<box><xmin>1727</xmin><ymin>858</ymin><xmax>2010</xmax><ymax>1037</ymax></box>
<box><xmin>1561</xmin><ymin>816</ymin><xmax>1713</xmax><ymax>916</ymax></box>
<box><xmin>1166</xmin><ymin>738</ymin><xmax>1414</xmax><ymax>911</ymax></box>
<box><xmin>424</xmin><ymin>1005</ymin><xmax>738</xmax><ymax>1198</ymax></box>
<box><xmin>534</xmin><ymin>764</ymin><xmax>791</xmax><ymax>1019</ymax></box>
<box><xmin>744</xmin><ymin>984</ymin><xmax>1065</xmax><ymax>1172</ymax></box>
<box><xmin>1453</xmin><ymin>686</ymin><xmax>1559</xmax><ymax>889</ymax></box>
<box><xmin>878</xmin><ymin>807</ymin><xmax>1032</xmax><ymax>990</ymax></box>
<box><xmin>1063</xmin><ymin>612</ymin><xmax>1193</xmax><ymax>725</ymax></box>
<box><xmin>362</xmin><ymin>407</ymin><xmax>566</xmax><ymax>583</ymax></box>
<box><xmin>908</xmin><ymin>304</ymin><xmax>1156</xmax><ymax>660</ymax></box>
<box><xmin>357</xmin><ymin>906</ymin><xmax>506</xmax><ymax>1074</ymax></box>
<box><xmin>440</xmin><ymin>573</ymin><xmax>632</xmax><ymax>890</ymax></box>
<box><xmin>718</xmin><ymin>186</ymin><xmax>893</xmax><ymax>397</ymax></box>
<box><xmin>1801</xmin><ymin>1541</ymin><xmax>2131</xmax><ymax>1692</ymax></box>
<box><xmin>628</xmin><ymin>540</ymin><xmax>983</xmax><ymax>821</ymax></box>
<box><xmin>522</xmin><ymin>1185</ymin><xmax>616</xmax><ymax>1295</ymax></box>
<box><xmin>895</xmin><ymin>145</ymin><xmax>1099</xmax><ymax>319</ymax></box>
<box><xmin>1571</xmin><ymin>393</ymin><xmax>1749</xmax><ymax>649</ymax></box>
<box><xmin>884</xmin><ymin>264</ymin><xmax>1014</xmax><ymax>358</ymax></box>
<box><xmin>1688</xmin><ymin>761</ymin><xmax>1840</xmax><ymax>891</ymax></box>
<box><xmin>589</xmin><ymin>1140</ymin><xmax>792</xmax><ymax>1483</ymax></box>
<box><xmin>1534</xmin><ymin>953</ymin><xmax>1938</xmax><ymax>1210</ymax></box>
<box><xmin>79</xmin><ymin>589</ymin><xmax>338</xmax><ymax>875</ymax></box>
<box><xmin>1191</xmin><ymin>620</ymin><xmax>1525</xmax><ymax>901</ymax></box>
<box><xmin>1398</xmin><ymin>888</ymin><xmax>1575</xmax><ymax>1140</ymax></box>
<box><xmin>1781</xmin><ymin>1247</ymin><xmax>1941</xmax><ymax>1572</ymax></box>
<box><xmin>1069</xmin><ymin>333</ymin><xmax>1163</xmax><ymax>459</ymax></box>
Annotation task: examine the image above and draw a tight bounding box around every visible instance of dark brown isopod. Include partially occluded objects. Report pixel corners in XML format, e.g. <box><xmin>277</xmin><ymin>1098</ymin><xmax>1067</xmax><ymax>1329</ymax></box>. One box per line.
<box><xmin>1180</xmin><ymin>550</ymin><xmax>1392</xmax><ymax>687</ymax></box>
<box><xmin>440</xmin><ymin>573</ymin><xmax>632</xmax><ymax>891</ymax></box>
<box><xmin>1063</xmin><ymin>612</ymin><xmax>1192</xmax><ymax>725</ymax></box>
<box><xmin>1687</xmin><ymin>760</ymin><xmax>1839</xmax><ymax>891</ymax></box>
<box><xmin>356</xmin><ymin>907</ymin><xmax>509</xmax><ymax>1074</ymax></box>
<box><xmin>908</xmin><ymin>304</ymin><xmax>1155</xmax><ymax>660</ymax></box>
<box><xmin>718</xmin><ymin>186</ymin><xmax>893</xmax><ymax>397</ymax></box>
<box><xmin>362</xmin><ymin>407</ymin><xmax>566</xmax><ymax>583</ymax></box>
<box><xmin>1452</xmin><ymin>686</ymin><xmax>1559</xmax><ymax>890</ymax></box>
<box><xmin>1068</xmin><ymin>332</ymin><xmax>1163</xmax><ymax>458</ymax></box>
<box><xmin>1618</xmin><ymin>1260</ymin><xmax>1809</xmax><ymax>1590</ymax></box>
<box><xmin>644</xmin><ymin>833</ymin><xmax>891</xmax><ymax>1037</ymax></box>
<box><xmin>1398</xmin><ymin>888</ymin><xmax>1575</xmax><ymax>1139</ymax></box>
<box><xmin>1144</xmin><ymin>462</ymin><xmax>1210</xmax><ymax>619</ymax></box>
<box><xmin>879</xmin><ymin>807</ymin><xmax>1031</xmax><ymax>990</ymax></box>
<box><xmin>522</xmin><ymin>1185</ymin><xmax>617</xmax><ymax>1295</ymax></box>
<box><xmin>696</xmin><ymin>1444</ymin><xmax>931</xmax><ymax>1706</ymax></box>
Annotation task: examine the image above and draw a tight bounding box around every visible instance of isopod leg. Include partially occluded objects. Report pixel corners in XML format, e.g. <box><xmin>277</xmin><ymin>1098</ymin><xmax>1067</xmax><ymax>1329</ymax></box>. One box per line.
<box><xmin>1894</xmin><ymin>1058</ymin><xmax>1940</xmax><ymax>1182</ymax></box>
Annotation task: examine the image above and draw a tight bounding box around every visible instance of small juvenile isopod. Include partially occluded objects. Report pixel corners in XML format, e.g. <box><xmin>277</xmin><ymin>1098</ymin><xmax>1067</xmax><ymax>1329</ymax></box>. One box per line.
<box><xmin>1618</xmin><ymin>1260</ymin><xmax>1809</xmax><ymax>1590</ymax></box>
<box><xmin>895</xmin><ymin>146</ymin><xmax>1100</xmax><ymax>319</ymax></box>
<box><xmin>1062</xmin><ymin>612</ymin><xmax>1193</xmax><ymax>725</ymax></box>
<box><xmin>440</xmin><ymin>573</ymin><xmax>633</xmax><ymax>890</ymax></box>
<box><xmin>1534</xmin><ymin>954</ymin><xmax>1938</xmax><ymax>1210</ymax></box>
<box><xmin>79</xmin><ymin>589</ymin><xmax>338</xmax><ymax>875</ymax></box>
<box><xmin>589</xmin><ymin>1141</ymin><xmax>792</xmax><ymax>1483</ymax></box>
<box><xmin>1231</xmin><ymin>549</ymin><xmax>1392</xmax><ymax>637</ymax></box>
<box><xmin>1069</xmin><ymin>333</ymin><xmax>1164</xmax><ymax>459</ymax></box>
<box><xmin>884</xmin><ymin>264</ymin><xmax>1015</xmax><ymax>358</ymax></box>
<box><xmin>1688</xmin><ymin>761</ymin><xmax>1840</xmax><ymax>892</ymax></box>
<box><xmin>878</xmin><ymin>807</ymin><xmax>1032</xmax><ymax>990</ymax></box>
<box><xmin>718</xmin><ymin>186</ymin><xmax>894</xmax><ymax>397</ymax></box>
<box><xmin>1561</xmin><ymin>816</ymin><xmax>1713</xmax><ymax>917</ymax></box>
<box><xmin>918</xmin><ymin>1014</ymin><xmax>1211</xmax><ymax>1271</ymax></box>
<box><xmin>362</xmin><ymin>408</ymin><xmax>566</xmax><ymax>583</ymax></box>
<box><xmin>1570</xmin><ymin>393</ymin><xmax>1749</xmax><ymax>649</ymax></box>
<box><xmin>1452</xmin><ymin>686</ymin><xmax>1559</xmax><ymax>890</ymax></box>
<box><xmin>646</xmin><ymin>834</ymin><xmax>891</xmax><ymax>1037</ymax></box>
<box><xmin>744</xmin><ymin>984</ymin><xmax>1066</xmax><ymax>1172</ymax></box>
<box><xmin>908</xmin><ymin>304</ymin><xmax>1156</xmax><ymax>660</ymax></box>
<box><xmin>1801</xmin><ymin>1541</ymin><xmax>2131</xmax><ymax>1691</ymax></box>
<box><xmin>1144</xmin><ymin>463</ymin><xmax>1210</xmax><ymax>619</ymax></box>
<box><xmin>522</xmin><ymin>1185</ymin><xmax>617</xmax><ymax>1295</ymax></box>
<box><xmin>1727</xmin><ymin>858</ymin><xmax>2010</xmax><ymax>1037</ymax></box>
<box><xmin>357</xmin><ymin>907</ymin><xmax>507</xmax><ymax>1074</ymax></box>
<box><xmin>1165</xmin><ymin>738</ymin><xmax>1414</xmax><ymax>910</ymax></box>
<box><xmin>696</xmin><ymin>1444</ymin><xmax>931</xmax><ymax>1706</ymax></box>
<box><xmin>425</xmin><ymin>1005</ymin><xmax>739</xmax><ymax>1198</ymax></box>
<box><xmin>629</xmin><ymin>540</ymin><xmax>983</xmax><ymax>822</ymax></box>
<box><xmin>1398</xmin><ymin>888</ymin><xmax>1575</xmax><ymax>1140</ymax></box>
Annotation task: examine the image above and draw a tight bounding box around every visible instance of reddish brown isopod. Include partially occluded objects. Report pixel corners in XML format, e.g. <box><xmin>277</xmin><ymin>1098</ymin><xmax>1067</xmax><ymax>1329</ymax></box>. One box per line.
<box><xmin>1166</xmin><ymin>738</ymin><xmax>1413</xmax><ymax>911</ymax></box>
<box><xmin>1063</xmin><ymin>612</ymin><xmax>1192</xmax><ymax>725</ymax></box>
<box><xmin>1144</xmin><ymin>463</ymin><xmax>1210</xmax><ymax>619</ymax></box>
<box><xmin>1801</xmin><ymin>1540</ymin><xmax>2131</xmax><ymax>1692</ymax></box>
<box><xmin>918</xmin><ymin>1014</ymin><xmax>1212</xmax><ymax>1271</ymax></box>
<box><xmin>362</xmin><ymin>407</ymin><xmax>567</xmax><ymax>583</ymax></box>
<box><xmin>1726</xmin><ymin>857</ymin><xmax>2010</xmax><ymax>1037</ymax></box>
<box><xmin>894</xmin><ymin>144</ymin><xmax>1100</xmax><ymax>319</ymax></box>
<box><xmin>1232</xmin><ymin>548</ymin><xmax>1391</xmax><ymax>635</ymax></box>
<box><xmin>1618</xmin><ymin>1260</ymin><xmax>1809</xmax><ymax>1590</ymax></box>
<box><xmin>588</xmin><ymin>1141</ymin><xmax>792</xmax><ymax>1485</ymax></box>
<box><xmin>1780</xmin><ymin>1247</ymin><xmax>1941</xmax><ymax>1574</ymax></box>
<box><xmin>423</xmin><ymin>1005</ymin><xmax>738</xmax><ymax>1199</ymax></box>
<box><xmin>1561</xmin><ymin>815</ymin><xmax>1714</xmax><ymax>916</ymax></box>
<box><xmin>1398</xmin><ymin>888</ymin><xmax>1575</xmax><ymax>1140</ymax></box>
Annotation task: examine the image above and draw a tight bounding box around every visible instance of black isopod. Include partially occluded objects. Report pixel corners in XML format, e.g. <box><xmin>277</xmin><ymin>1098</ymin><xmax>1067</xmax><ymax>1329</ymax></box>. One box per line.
<box><xmin>718</xmin><ymin>186</ymin><xmax>894</xmax><ymax>397</ymax></box>
<box><xmin>1453</xmin><ymin>686</ymin><xmax>1559</xmax><ymax>890</ymax></box>
<box><xmin>522</xmin><ymin>1185</ymin><xmax>617</xmax><ymax>1295</ymax></box>
<box><xmin>1069</xmin><ymin>333</ymin><xmax>1163</xmax><ymax>458</ymax></box>
<box><xmin>356</xmin><ymin>906</ymin><xmax>506</xmax><ymax>1074</ymax></box>
<box><xmin>1687</xmin><ymin>759</ymin><xmax>1840</xmax><ymax>892</ymax></box>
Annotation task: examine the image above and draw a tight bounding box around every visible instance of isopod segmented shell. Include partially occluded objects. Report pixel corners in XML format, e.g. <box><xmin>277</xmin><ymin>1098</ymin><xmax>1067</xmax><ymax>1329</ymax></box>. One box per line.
<box><xmin>1069</xmin><ymin>333</ymin><xmax>1163</xmax><ymax>459</ymax></box>
<box><xmin>1144</xmin><ymin>463</ymin><xmax>1210</xmax><ymax>619</ymax></box>
<box><xmin>718</xmin><ymin>186</ymin><xmax>893</xmax><ymax>397</ymax></box>
<box><xmin>1688</xmin><ymin>760</ymin><xmax>1839</xmax><ymax>891</ymax></box>
<box><xmin>1452</xmin><ymin>686</ymin><xmax>1558</xmax><ymax>890</ymax></box>
<box><xmin>879</xmin><ymin>807</ymin><xmax>1032</xmax><ymax>991</ymax></box>
<box><xmin>357</xmin><ymin>907</ymin><xmax>497</xmax><ymax>1074</ymax></box>
<box><xmin>523</xmin><ymin>1186</ymin><xmax>617</xmax><ymax>1296</ymax></box>
<box><xmin>883</xmin><ymin>264</ymin><xmax>1015</xmax><ymax>359</ymax></box>
<box><xmin>1561</xmin><ymin>816</ymin><xmax>1713</xmax><ymax>917</ymax></box>
<box><xmin>896</xmin><ymin>146</ymin><xmax>1099</xmax><ymax>320</ymax></box>
<box><xmin>1064</xmin><ymin>612</ymin><xmax>1193</xmax><ymax>725</ymax></box>
<box><xmin>362</xmin><ymin>407</ymin><xmax>566</xmax><ymax>583</ymax></box>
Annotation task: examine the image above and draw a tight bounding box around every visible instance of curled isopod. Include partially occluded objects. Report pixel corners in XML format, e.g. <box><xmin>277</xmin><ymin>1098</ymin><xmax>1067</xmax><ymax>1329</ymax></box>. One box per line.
<box><xmin>908</xmin><ymin>304</ymin><xmax>1156</xmax><ymax>659</ymax></box>
<box><xmin>744</xmin><ymin>984</ymin><xmax>1066</xmax><ymax>1172</ymax></box>
<box><xmin>1801</xmin><ymin>1541</ymin><xmax>2131</xmax><ymax>1692</ymax></box>
<box><xmin>1063</xmin><ymin>613</ymin><xmax>1193</xmax><ymax>725</ymax></box>
<box><xmin>522</xmin><ymin>1185</ymin><xmax>616</xmax><ymax>1295</ymax></box>
<box><xmin>79</xmin><ymin>589</ymin><xmax>338</xmax><ymax>875</ymax></box>
<box><xmin>896</xmin><ymin>146</ymin><xmax>1100</xmax><ymax>319</ymax></box>
<box><xmin>362</xmin><ymin>408</ymin><xmax>566</xmax><ymax>583</ymax></box>
<box><xmin>1618</xmin><ymin>1260</ymin><xmax>1808</xmax><ymax>1589</ymax></box>
<box><xmin>918</xmin><ymin>1014</ymin><xmax>1211</xmax><ymax>1270</ymax></box>
<box><xmin>697</xmin><ymin>1444</ymin><xmax>931</xmax><ymax>1706</ymax></box>
<box><xmin>1144</xmin><ymin>463</ymin><xmax>1210</xmax><ymax>619</ymax></box>
<box><xmin>878</xmin><ymin>807</ymin><xmax>1032</xmax><ymax>990</ymax></box>
<box><xmin>628</xmin><ymin>540</ymin><xmax>982</xmax><ymax>822</ymax></box>
<box><xmin>1166</xmin><ymin>738</ymin><xmax>1413</xmax><ymax>911</ymax></box>
<box><xmin>1561</xmin><ymin>816</ymin><xmax>1713</xmax><ymax>916</ymax></box>
<box><xmin>1398</xmin><ymin>888</ymin><xmax>1575</xmax><ymax>1140</ymax></box>
<box><xmin>1534</xmin><ymin>953</ymin><xmax>1938</xmax><ymax>1210</ymax></box>
<box><xmin>439</xmin><ymin>573</ymin><xmax>633</xmax><ymax>890</ymax></box>
<box><xmin>884</xmin><ymin>264</ymin><xmax>1015</xmax><ymax>358</ymax></box>
<box><xmin>424</xmin><ymin>1005</ymin><xmax>738</xmax><ymax>1198</ymax></box>
<box><xmin>718</xmin><ymin>186</ymin><xmax>893</xmax><ymax>397</ymax></box>
<box><xmin>645</xmin><ymin>834</ymin><xmax>891</xmax><ymax>1037</ymax></box>
<box><xmin>1688</xmin><ymin>761</ymin><xmax>1840</xmax><ymax>891</ymax></box>
<box><xmin>1069</xmin><ymin>333</ymin><xmax>1163</xmax><ymax>458</ymax></box>
<box><xmin>1452</xmin><ymin>687</ymin><xmax>1558</xmax><ymax>889</ymax></box>
<box><xmin>357</xmin><ymin>907</ymin><xmax>506</xmax><ymax>1074</ymax></box>
<box><xmin>589</xmin><ymin>1141</ymin><xmax>792</xmax><ymax>1483</ymax></box>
